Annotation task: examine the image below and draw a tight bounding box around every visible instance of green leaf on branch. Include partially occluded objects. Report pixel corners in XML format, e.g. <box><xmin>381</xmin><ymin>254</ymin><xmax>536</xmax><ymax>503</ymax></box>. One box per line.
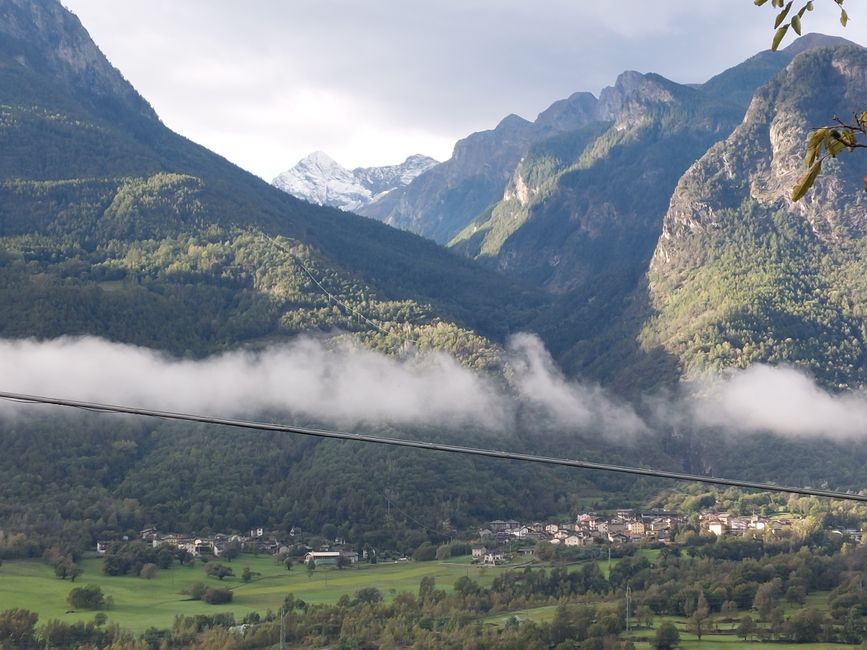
<box><xmin>838</xmin><ymin>129</ymin><xmax>857</xmax><ymax>151</ymax></box>
<box><xmin>792</xmin><ymin>161</ymin><xmax>822</xmax><ymax>201</ymax></box>
<box><xmin>772</xmin><ymin>24</ymin><xmax>789</xmax><ymax>51</ymax></box>
<box><xmin>827</xmin><ymin>133</ymin><xmax>846</xmax><ymax>157</ymax></box>
<box><xmin>775</xmin><ymin>2</ymin><xmax>794</xmax><ymax>27</ymax></box>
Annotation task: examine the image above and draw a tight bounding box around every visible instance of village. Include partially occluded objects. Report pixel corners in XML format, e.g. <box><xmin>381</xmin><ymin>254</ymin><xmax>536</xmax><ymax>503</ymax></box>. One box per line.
<box><xmin>478</xmin><ymin>508</ymin><xmax>843</xmax><ymax>546</ymax></box>
<box><xmin>96</xmin><ymin>506</ymin><xmax>862</xmax><ymax>569</ymax></box>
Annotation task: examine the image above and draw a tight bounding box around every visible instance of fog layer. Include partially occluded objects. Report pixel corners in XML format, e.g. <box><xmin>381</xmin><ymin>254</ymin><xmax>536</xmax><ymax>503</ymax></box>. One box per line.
<box><xmin>1</xmin><ymin>335</ymin><xmax>864</xmax><ymax>439</ymax></box>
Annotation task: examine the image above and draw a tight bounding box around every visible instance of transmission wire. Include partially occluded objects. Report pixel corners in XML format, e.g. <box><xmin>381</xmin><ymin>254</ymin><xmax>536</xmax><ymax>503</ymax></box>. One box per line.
<box><xmin>1</xmin><ymin>390</ymin><xmax>865</xmax><ymax>503</ymax></box>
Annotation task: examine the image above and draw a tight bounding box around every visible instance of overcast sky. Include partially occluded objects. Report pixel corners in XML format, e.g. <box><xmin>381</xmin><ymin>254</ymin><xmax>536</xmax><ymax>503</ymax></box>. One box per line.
<box><xmin>61</xmin><ymin>1</ymin><xmax>865</xmax><ymax>180</ymax></box>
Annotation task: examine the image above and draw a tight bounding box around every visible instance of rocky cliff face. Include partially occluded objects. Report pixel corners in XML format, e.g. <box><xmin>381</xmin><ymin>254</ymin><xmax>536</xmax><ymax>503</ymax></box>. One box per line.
<box><xmin>0</xmin><ymin>0</ymin><xmax>157</xmax><ymax>123</ymax></box>
<box><xmin>453</xmin><ymin>71</ymin><xmax>745</xmax><ymax>296</ymax></box>
<box><xmin>447</xmin><ymin>36</ymin><xmax>860</xmax><ymax>300</ymax></box>
<box><xmin>644</xmin><ymin>45</ymin><xmax>867</xmax><ymax>386</ymax></box>
<box><xmin>356</xmin><ymin>114</ymin><xmax>540</xmax><ymax>243</ymax></box>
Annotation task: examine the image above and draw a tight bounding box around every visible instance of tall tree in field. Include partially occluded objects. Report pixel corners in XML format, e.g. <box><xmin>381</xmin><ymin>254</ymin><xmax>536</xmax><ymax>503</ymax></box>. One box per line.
<box><xmin>689</xmin><ymin>591</ymin><xmax>711</xmax><ymax>641</ymax></box>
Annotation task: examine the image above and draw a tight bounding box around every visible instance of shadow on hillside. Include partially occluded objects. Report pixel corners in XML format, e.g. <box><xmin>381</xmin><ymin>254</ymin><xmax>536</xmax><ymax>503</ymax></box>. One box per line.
<box><xmin>530</xmin><ymin>274</ymin><xmax>680</xmax><ymax>399</ymax></box>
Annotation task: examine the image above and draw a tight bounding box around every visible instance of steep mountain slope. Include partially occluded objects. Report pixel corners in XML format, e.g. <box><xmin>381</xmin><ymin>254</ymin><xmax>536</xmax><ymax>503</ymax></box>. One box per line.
<box><xmin>699</xmin><ymin>34</ymin><xmax>855</xmax><ymax>110</ymax></box>
<box><xmin>0</xmin><ymin>0</ymin><xmax>547</xmax><ymax>357</ymax></box>
<box><xmin>272</xmin><ymin>151</ymin><xmax>437</xmax><ymax>212</ymax></box>
<box><xmin>2</xmin><ymin>0</ymin><xmax>658</xmax><ymax>555</ymax></box>
<box><xmin>357</xmin><ymin>92</ymin><xmax>600</xmax><ymax>244</ymax></box>
<box><xmin>453</xmin><ymin>72</ymin><xmax>744</xmax><ymax>295</ymax></box>
<box><xmin>356</xmin><ymin>43</ymin><xmax>816</xmax><ymax>251</ymax></box>
<box><xmin>644</xmin><ymin>45</ymin><xmax>867</xmax><ymax>388</ymax></box>
<box><xmin>451</xmin><ymin>37</ymin><xmax>857</xmax><ymax>297</ymax></box>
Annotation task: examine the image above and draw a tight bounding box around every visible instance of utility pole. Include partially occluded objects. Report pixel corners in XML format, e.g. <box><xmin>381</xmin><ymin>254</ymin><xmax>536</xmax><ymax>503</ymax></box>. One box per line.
<box><xmin>280</xmin><ymin>606</ymin><xmax>285</xmax><ymax>650</ymax></box>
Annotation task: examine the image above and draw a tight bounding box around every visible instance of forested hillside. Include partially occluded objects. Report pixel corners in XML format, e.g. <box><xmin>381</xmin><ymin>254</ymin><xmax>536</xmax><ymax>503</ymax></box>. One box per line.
<box><xmin>0</xmin><ymin>0</ymin><xmax>548</xmax><ymax>359</ymax></box>
<box><xmin>644</xmin><ymin>46</ymin><xmax>867</xmax><ymax>388</ymax></box>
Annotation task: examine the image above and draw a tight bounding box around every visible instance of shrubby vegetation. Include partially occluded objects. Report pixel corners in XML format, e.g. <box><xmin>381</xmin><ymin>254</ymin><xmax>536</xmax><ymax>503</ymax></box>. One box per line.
<box><xmin>645</xmin><ymin>198</ymin><xmax>867</xmax><ymax>388</ymax></box>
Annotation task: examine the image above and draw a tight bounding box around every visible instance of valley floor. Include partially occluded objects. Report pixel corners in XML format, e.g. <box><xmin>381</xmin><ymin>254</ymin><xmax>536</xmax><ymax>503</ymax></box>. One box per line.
<box><xmin>0</xmin><ymin>554</ymin><xmax>517</xmax><ymax>634</ymax></box>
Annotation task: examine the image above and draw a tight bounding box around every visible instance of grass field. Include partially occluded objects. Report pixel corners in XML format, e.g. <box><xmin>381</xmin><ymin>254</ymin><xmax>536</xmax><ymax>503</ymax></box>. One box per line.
<box><xmin>0</xmin><ymin>554</ymin><xmax>517</xmax><ymax>634</ymax></box>
<box><xmin>482</xmin><ymin>604</ymin><xmax>560</xmax><ymax>627</ymax></box>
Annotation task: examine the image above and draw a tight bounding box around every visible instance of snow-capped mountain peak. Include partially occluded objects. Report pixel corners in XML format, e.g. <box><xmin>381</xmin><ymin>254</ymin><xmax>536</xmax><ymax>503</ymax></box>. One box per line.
<box><xmin>273</xmin><ymin>152</ymin><xmax>438</xmax><ymax>212</ymax></box>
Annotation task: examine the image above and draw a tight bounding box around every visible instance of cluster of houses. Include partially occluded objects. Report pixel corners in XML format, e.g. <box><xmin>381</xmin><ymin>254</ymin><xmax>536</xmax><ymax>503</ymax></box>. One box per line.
<box><xmin>478</xmin><ymin>509</ymin><xmax>687</xmax><ymax>548</ymax></box>
<box><xmin>699</xmin><ymin>511</ymin><xmax>863</xmax><ymax>541</ymax></box>
<box><xmin>97</xmin><ymin>526</ymin><xmax>366</xmax><ymax>567</ymax></box>
<box><xmin>97</xmin><ymin>526</ymin><xmax>301</xmax><ymax>558</ymax></box>
<box><xmin>95</xmin><ymin>508</ymin><xmax>863</xmax><ymax>567</ymax></box>
<box><xmin>700</xmin><ymin>512</ymin><xmax>780</xmax><ymax>537</ymax></box>
<box><xmin>477</xmin><ymin>509</ymin><xmax>864</xmax><ymax>553</ymax></box>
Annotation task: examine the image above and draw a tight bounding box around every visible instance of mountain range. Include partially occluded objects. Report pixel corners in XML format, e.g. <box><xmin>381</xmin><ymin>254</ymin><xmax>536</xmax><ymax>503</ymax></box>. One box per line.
<box><xmin>272</xmin><ymin>151</ymin><xmax>438</xmax><ymax>212</ymax></box>
<box><xmin>301</xmin><ymin>32</ymin><xmax>864</xmax><ymax>392</ymax></box>
<box><xmin>2</xmin><ymin>0</ymin><xmax>867</xmax><ymax>552</ymax></box>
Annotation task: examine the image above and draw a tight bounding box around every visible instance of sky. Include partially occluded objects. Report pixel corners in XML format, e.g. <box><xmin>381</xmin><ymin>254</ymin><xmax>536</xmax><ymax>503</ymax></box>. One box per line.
<box><xmin>61</xmin><ymin>1</ymin><xmax>866</xmax><ymax>180</ymax></box>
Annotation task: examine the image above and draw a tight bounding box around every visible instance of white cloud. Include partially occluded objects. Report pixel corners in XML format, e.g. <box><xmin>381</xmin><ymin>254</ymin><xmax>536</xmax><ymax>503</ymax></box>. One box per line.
<box><xmin>690</xmin><ymin>365</ymin><xmax>867</xmax><ymax>439</ymax></box>
<box><xmin>507</xmin><ymin>333</ymin><xmax>647</xmax><ymax>437</ymax></box>
<box><xmin>0</xmin><ymin>336</ymin><xmax>508</xmax><ymax>430</ymax></box>
<box><xmin>0</xmin><ymin>334</ymin><xmax>648</xmax><ymax>438</ymax></box>
<box><xmin>3</xmin><ymin>336</ymin><xmax>867</xmax><ymax>443</ymax></box>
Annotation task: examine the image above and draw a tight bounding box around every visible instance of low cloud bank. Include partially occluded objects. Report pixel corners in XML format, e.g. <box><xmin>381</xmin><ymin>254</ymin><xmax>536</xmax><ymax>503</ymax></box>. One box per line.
<box><xmin>688</xmin><ymin>364</ymin><xmax>867</xmax><ymax>439</ymax></box>
<box><xmin>0</xmin><ymin>334</ymin><xmax>642</xmax><ymax>434</ymax></box>
<box><xmin>0</xmin><ymin>336</ymin><xmax>507</xmax><ymax>430</ymax></box>
<box><xmin>507</xmin><ymin>334</ymin><xmax>647</xmax><ymax>437</ymax></box>
<box><xmin>1</xmin><ymin>335</ymin><xmax>866</xmax><ymax>440</ymax></box>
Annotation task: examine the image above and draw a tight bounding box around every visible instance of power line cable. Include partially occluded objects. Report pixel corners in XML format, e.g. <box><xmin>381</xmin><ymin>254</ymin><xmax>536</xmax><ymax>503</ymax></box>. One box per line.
<box><xmin>260</xmin><ymin>233</ymin><xmax>392</xmax><ymax>337</ymax></box>
<box><xmin>1</xmin><ymin>390</ymin><xmax>865</xmax><ymax>503</ymax></box>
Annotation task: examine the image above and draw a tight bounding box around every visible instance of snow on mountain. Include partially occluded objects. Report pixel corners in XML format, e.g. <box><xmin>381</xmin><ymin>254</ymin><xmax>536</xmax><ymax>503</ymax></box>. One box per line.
<box><xmin>272</xmin><ymin>152</ymin><xmax>438</xmax><ymax>212</ymax></box>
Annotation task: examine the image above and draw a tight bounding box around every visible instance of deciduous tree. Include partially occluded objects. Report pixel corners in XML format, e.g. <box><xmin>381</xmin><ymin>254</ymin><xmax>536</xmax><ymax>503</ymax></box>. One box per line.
<box><xmin>652</xmin><ymin>621</ymin><xmax>680</xmax><ymax>650</ymax></box>
<box><xmin>67</xmin><ymin>584</ymin><xmax>107</xmax><ymax>610</ymax></box>
<box><xmin>0</xmin><ymin>608</ymin><xmax>38</xmax><ymax>647</ymax></box>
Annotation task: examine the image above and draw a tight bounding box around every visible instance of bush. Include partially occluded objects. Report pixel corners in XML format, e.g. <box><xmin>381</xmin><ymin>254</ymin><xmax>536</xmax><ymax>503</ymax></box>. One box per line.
<box><xmin>203</xmin><ymin>587</ymin><xmax>233</xmax><ymax>604</ymax></box>
<box><xmin>67</xmin><ymin>585</ymin><xmax>106</xmax><ymax>610</ymax></box>
<box><xmin>353</xmin><ymin>587</ymin><xmax>382</xmax><ymax>605</ymax></box>
<box><xmin>435</xmin><ymin>541</ymin><xmax>470</xmax><ymax>561</ymax></box>
<box><xmin>189</xmin><ymin>582</ymin><xmax>206</xmax><ymax>600</ymax></box>
<box><xmin>204</xmin><ymin>562</ymin><xmax>234</xmax><ymax>580</ymax></box>
<box><xmin>412</xmin><ymin>543</ymin><xmax>437</xmax><ymax>562</ymax></box>
<box><xmin>652</xmin><ymin>622</ymin><xmax>680</xmax><ymax>649</ymax></box>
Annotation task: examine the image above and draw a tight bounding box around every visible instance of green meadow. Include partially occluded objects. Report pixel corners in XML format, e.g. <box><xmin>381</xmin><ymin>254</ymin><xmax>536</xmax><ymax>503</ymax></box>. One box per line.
<box><xmin>0</xmin><ymin>554</ymin><xmax>514</xmax><ymax>634</ymax></box>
